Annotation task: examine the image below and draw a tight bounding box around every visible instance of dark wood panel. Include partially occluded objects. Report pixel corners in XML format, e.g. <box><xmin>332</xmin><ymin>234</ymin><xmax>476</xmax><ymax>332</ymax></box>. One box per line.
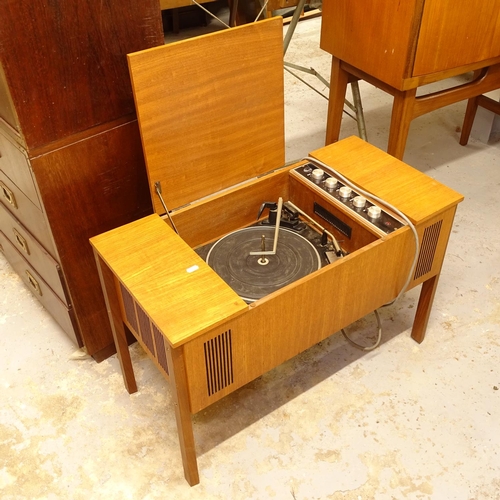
<box><xmin>0</xmin><ymin>0</ymin><xmax>163</xmax><ymax>149</ymax></box>
<box><xmin>30</xmin><ymin>119</ymin><xmax>153</xmax><ymax>357</ymax></box>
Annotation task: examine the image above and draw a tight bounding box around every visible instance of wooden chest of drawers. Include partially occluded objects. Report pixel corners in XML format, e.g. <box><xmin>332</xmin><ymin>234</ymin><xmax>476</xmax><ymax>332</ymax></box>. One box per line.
<box><xmin>0</xmin><ymin>1</ymin><xmax>164</xmax><ymax>360</ymax></box>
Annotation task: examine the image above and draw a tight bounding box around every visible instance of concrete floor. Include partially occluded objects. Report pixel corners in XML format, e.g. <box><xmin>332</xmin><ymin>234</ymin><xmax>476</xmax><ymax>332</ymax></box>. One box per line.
<box><xmin>2</xmin><ymin>15</ymin><xmax>500</xmax><ymax>500</ymax></box>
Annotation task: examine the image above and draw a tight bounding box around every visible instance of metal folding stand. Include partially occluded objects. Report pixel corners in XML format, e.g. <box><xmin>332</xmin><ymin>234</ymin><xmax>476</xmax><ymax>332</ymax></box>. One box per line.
<box><xmin>282</xmin><ymin>0</ymin><xmax>367</xmax><ymax>140</ymax></box>
<box><xmin>189</xmin><ymin>0</ymin><xmax>367</xmax><ymax>140</ymax></box>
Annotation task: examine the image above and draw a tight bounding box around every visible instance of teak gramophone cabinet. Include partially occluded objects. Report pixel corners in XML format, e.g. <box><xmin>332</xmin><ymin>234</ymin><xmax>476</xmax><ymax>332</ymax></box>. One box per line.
<box><xmin>90</xmin><ymin>19</ymin><xmax>463</xmax><ymax>485</ymax></box>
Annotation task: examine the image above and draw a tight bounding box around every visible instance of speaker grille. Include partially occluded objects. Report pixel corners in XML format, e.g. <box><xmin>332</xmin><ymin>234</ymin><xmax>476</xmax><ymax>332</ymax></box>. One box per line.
<box><xmin>136</xmin><ymin>305</ymin><xmax>155</xmax><ymax>356</ymax></box>
<box><xmin>204</xmin><ymin>330</ymin><xmax>234</xmax><ymax>396</ymax></box>
<box><xmin>152</xmin><ymin>323</ymin><xmax>169</xmax><ymax>375</ymax></box>
<box><xmin>414</xmin><ymin>220</ymin><xmax>442</xmax><ymax>280</ymax></box>
<box><xmin>120</xmin><ymin>284</ymin><xmax>138</xmax><ymax>332</ymax></box>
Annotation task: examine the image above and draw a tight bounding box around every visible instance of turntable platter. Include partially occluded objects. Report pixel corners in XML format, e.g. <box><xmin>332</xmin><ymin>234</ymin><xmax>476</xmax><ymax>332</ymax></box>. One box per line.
<box><xmin>206</xmin><ymin>226</ymin><xmax>322</xmax><ymax>302</ymax></box>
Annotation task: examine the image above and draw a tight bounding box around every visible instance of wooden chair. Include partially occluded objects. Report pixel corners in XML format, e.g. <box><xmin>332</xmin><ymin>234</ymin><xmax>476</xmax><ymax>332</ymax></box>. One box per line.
<box><xmin>460</xmin><ymin>93</ymin><xmax>500</xmax><ymax>145</ymax></box>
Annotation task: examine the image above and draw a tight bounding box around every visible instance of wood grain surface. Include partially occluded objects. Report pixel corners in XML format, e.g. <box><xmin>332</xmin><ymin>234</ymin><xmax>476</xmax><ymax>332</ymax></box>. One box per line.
<box><xmin>128</xmin><ymin>18</ymin><xmax>285</xmax><ymax>214</ymax></box>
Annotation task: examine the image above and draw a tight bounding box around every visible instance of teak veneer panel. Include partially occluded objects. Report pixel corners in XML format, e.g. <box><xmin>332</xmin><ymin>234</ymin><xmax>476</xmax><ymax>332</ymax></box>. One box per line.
<box><xmin>127</xmin><ymin>17</ymin><xmax>285</xmax><ymax>214</ymax></box>
<box><xmin>320</xmin><ymin>0</ymin><xmax>424</xmax><ymax>89</ymax></box>
<box><xmin>310</xmin><ymin>137</ymin><xmax>464</xmax><ymax>224</ymax></box>
<box><xmin>413</xmin><ymin>0</ymin><xmax>500</xmax><ymax>76</ymax></box>
<box><xmin>90</xmin><ymin>215</ymin><xmax>247</xmax><ymax>348</ymax></box>
<box><xmin>184</xmin><ymin>227</ymin><xmax>414</xmax><ymax>413</ymax></box>
<box><xmin>171</xmin><ymin>167</ymin><xmax>291</xmax><ymax>248</ymax></box>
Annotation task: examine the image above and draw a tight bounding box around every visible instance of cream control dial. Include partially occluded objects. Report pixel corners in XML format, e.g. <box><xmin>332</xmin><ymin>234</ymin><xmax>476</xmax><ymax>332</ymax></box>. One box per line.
<box><xmin>324</xmin><ymin>177</ymin><xmax>338</xmax><ymax>190</ymax></box>
<box><xmin>352</xmin><ymin>195</ymin><xmax>367</xmax><ymax>208</ymax></box>
<box><xmin>339</xmin><ymin>186</ymin><xmax>352</xmax><ymax>198</ymax></box>
<box><xmin>367</xmin><ymin>205</ymin><xmax>382</xmax><ymax>219</ymax></box>
<box><xmin>311</xmin><ymin>168</ymin><xmax>324</xmax><ymax>181</ymax></box>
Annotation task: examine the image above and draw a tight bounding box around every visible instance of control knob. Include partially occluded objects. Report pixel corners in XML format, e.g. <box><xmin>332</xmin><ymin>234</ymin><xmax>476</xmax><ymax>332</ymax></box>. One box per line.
<box><xmin>367</xmin><ymin>205</ymin><xmax>382</xmax><ymax>219</ymax></box>
<box><xmin>339</xmin><ymin>186</ymin><xmax>352</xmax><ymax>198</ymax></box>
<box><xmin>352</xmin><ymin>195</ymin><xmax>366</xmax><ymax>208</ymax></box>
<box><xmin>324</xmin><ymin>177</ymin><xmax>338</xmax><ymax>190</ymax></box>
<box><xmin>311</xmin><ymin>168</ymin><xmax>324</xmax><ymax>181</ymax></box>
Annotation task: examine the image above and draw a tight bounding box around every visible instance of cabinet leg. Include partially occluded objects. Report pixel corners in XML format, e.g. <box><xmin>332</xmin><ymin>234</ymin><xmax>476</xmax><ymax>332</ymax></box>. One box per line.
<box><xmin>325</xmin><ymin>57</ymin><xmax>349</xmax><ymax>145</ymax></box>
<box><xmin>411</xmin><ymin>274</ymin><xmax>440</xmax><ymax>344</ymax></box>
<box><xmin>387</xmin><ymin>89</ymin><xmax>417</xmax><ymax>160</ymax></box>
<box><xmin>94</xmin><ymin>253</ymin><xmax>137</xmax><ymax>394</ymax></box>
<box><xmin>167</xmin><ymin>345</ymin><xmax>200</xmax><ymax>486</ymax></box>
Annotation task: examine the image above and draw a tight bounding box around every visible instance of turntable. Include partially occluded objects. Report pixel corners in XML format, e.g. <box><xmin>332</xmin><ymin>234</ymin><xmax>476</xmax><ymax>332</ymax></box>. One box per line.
<box><xmin>90</xmin><ymin>19</ymin><xmax>463</xmax><ymax>486</ymax></box>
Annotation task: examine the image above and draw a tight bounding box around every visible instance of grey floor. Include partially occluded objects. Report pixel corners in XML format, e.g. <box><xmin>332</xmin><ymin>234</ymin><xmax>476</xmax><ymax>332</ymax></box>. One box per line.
<box><xmin>2</xmin><ymin>15</ymin><xmax>500</xmax><ymax>500</ymax></box>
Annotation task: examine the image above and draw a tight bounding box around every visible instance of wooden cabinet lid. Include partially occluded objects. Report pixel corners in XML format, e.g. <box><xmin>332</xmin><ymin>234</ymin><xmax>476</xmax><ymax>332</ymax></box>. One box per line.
<box><xmin>127</xmin><ymin>18</ymin><xmax>285</xmax><ymax>215</ymax></box>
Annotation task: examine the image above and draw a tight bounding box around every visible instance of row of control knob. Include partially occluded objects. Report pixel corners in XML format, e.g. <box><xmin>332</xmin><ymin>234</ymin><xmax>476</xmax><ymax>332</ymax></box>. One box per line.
<box><xmin>310</xmin><ymin>168</ymin><xmax>382</xmax><ymax>219</ymax></box>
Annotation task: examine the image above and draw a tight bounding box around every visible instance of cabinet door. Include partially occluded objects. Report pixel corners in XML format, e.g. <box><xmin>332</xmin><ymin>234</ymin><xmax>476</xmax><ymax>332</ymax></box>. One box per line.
<box><xmin>0</xmin><ymin>0</ymin><xmax>163</xmax><ymax>150</ymax></box>
<box><xmin>30</xmin><ymin>119</ymin><xmax>152</xmax><ymax>357</ymax></box>
<box><xmin>320</xmin><ymin>0</ymin><xmax>424</xmax><ymax>89</ymax></box>
<box><xmin>413</xmin><ymin>0</ymin><xmax>500</xmax><ymax>76</ymax></box>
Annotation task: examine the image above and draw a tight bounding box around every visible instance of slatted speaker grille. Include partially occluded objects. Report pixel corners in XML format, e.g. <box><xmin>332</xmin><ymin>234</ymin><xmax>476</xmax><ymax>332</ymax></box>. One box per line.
<box><xmin>137</xmin><ymin>305</ymin><xmax>155</xmax><ymax>355</ymax></box>
<box><xmin>414</xmin><ymin>220</ymin><xmax>443</xmax><ymax>280</ymax></box>
<box><xmin>119</xmin><ymin>283</ymin><xmax>169</xmax><ymax>377</ymax></box>
<box><xmin>152</xmin><ymin>323</ymin><xmax>169</xmax><ymax>375</ymax></box>
<box><xmin>120</xmin><ymin>284</ymin><xmax>138</xmax><ymax>332</ymax></box>
<box><xmin>204</xmin><ymin>330</ymin><xmax>234</xmax><ymax>396</ymax></box>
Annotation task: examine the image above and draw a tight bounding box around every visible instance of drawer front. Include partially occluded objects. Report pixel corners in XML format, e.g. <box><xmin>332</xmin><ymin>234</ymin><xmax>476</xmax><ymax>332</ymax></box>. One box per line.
<box><xmin>0</xmin><ymin>231</ymin><xmax>79</xmax><ymax>346</ymax></box>
<box><xmin>0</xmin><ymin>127</ymin><xmax>41</xmax><ymax>210</ymax></box>
<box><xmin>0</xmin><ymin>202</ymin><xmax>69</xmax><ymax>304</ymax></box>
<box><xmin>0</xmin><ymin>169</ymin><xmax>56</xmax><ymax>258</ymax></box>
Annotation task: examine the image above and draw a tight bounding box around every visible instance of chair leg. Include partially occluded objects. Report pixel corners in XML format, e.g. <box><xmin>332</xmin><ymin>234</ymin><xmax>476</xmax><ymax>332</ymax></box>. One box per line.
<box><xmin>325</xmin><ymin>57</ymin><xmax>349</xmax><ymax>145</ymax></box>
<box><xmin>461</xmin><ymin>94</ymin><xmax>500</xmax><ymax>145</ymax></box>
<box><xmin>387</xmin><ymin>88</ymin><xmax>417</xmax><ymax>160</ymax></box>
<box><xmin>460</xmin><ymin>96</ymin><xmax>481</xmax><ymax>146</ymax></box>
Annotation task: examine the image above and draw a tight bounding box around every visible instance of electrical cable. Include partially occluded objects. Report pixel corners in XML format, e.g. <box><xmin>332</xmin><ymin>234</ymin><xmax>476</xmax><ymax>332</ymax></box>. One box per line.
<box><xmin>302</xmin><ymin>156</ymin><xmax>421</xmax><ymax>350</ymax></box>
<box><xmin>341</xmin><ymin>309</ymin><xmax>382</xmax><ymax>351</ymax></box>
<box><xmin>303</xmin><ymin>156</ymin><xmax>420</xmax><ymax>303</ymax></box>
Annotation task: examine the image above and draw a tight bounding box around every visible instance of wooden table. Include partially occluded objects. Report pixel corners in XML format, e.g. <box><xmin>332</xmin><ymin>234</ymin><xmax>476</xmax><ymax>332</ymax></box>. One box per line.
<box><xmin>320</xmin><ymin>0</ymin><xmax>500</xmax><ymax>159</ymax></box>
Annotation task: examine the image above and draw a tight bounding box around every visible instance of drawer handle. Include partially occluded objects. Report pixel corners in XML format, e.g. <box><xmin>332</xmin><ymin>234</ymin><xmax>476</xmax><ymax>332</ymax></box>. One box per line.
<box><xmin>13</xmin><ymin>228</ymin><xmax>30</xmax><ymax>255</ymax></box>
<box><xmin>26</xmin><ymin>270</ymin><xmax>43</xmax><ymax>296</ymax></box>
<box><xmin>0</xmin><ymin>181</ymin><xmax>17</xmax><ymax>208</ymax></box>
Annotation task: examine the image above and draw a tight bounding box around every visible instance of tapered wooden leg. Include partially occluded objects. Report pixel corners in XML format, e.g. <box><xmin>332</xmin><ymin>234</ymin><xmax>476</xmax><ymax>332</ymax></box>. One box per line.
<box><xmin>459</xmin><ymin>96</ymin><xmax>480</xmax><ymax>146</ymax></box>
<box><xmin>94</xmin><ymin>252</ymin><xmax>138</xmax><ymax>393</ymax></box>
<box><xmin>411</xmin><ymin>274</ymin><xmax>440</xmax><ymax>344</ymax></box>
<box><xmin>166</xmin><ymin>345</ymin><xmax>199</xmax><ymax>486</ymax></box>
<box><xmin>387</xmin><ymin>88</ymin><xmax>417</xmax><ymax>160</ymax></box>
<box><xmin>325</xmin><ymin>57</ymin><xmax>349</xmax><ymax>145</ymax></box>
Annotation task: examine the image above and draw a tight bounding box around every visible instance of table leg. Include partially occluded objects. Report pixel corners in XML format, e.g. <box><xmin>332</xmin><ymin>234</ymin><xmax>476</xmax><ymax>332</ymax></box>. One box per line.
<box><xmin>411</xmin><ymin>274</ymin><xmax>440</xmax><ymax>344</ymax></box>
<box><xmin>325</xmin><ymin>57</ymin><xmax>349</xmax><ymax>145</ymax></box>
<box><xmin>94</xmin><ymin>252</ymin><xmax>137</xmax><ymax>394</ymax></box>
<box><xmin>387</xmin><ymin>88</ymin><xmax>417</xmax><ymax>160</ymax></box>
<box><xmin>166</xmin><ymin>345</ymin><xmax>200</xmax><ymax>486</ymax></box>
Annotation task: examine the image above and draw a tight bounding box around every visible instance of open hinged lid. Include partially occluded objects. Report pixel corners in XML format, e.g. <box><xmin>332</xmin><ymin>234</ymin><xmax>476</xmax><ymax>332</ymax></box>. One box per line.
<box><xmin>127</xmin><ymin>18</ymin><xmax>285</xmax><ymax>215</ymax></box>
